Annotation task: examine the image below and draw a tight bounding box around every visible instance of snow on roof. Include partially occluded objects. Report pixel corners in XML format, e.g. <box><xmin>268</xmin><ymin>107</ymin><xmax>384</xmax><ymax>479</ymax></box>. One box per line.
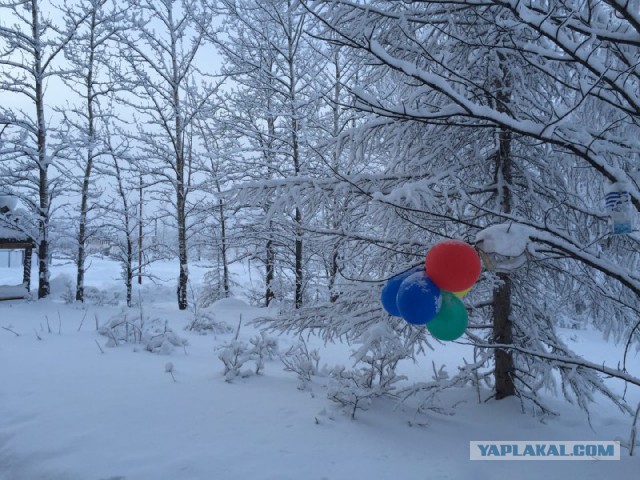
<box><xmin>0</xmin><ymin>220</ymin><xmax>30</xmax><ymax>242</ymax></box>
<box><xmin>0</xmin><ymin>206</ymin><xmax>33</xmax><ymax>242</ymax></box>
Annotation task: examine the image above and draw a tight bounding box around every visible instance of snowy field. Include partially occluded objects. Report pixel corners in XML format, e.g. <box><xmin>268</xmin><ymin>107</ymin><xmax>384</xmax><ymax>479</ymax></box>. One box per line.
<box><xmin>1</xmin><ymin>257</ymin><xmax>639</xmax><ymax>479</ymax></box>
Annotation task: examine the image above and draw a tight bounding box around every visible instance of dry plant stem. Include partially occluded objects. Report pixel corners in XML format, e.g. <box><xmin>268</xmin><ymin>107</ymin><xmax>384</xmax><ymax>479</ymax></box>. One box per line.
<box><xmin>1</xmin><ymin>326</ymin><xmax>20</xmax><ymax>336</ymax></box>
<box><xmin>77</xmin><ymin>308</ymin><xmax>89</xmax><ymax>332</ymax></box>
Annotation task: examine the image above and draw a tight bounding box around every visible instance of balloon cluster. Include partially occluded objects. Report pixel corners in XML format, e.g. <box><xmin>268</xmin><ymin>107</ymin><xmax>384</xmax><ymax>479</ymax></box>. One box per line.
<box><xmin>381</xmin><ymin>240</ymin><xmax>481</xmax><ymax>341</ymax></box>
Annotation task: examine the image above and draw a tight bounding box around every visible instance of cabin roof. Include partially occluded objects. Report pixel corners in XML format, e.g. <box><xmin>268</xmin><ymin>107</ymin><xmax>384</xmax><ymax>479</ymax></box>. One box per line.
<box><xmin>0</xmin><ymin>224</ymin><xmax>32</xmax><ymax>246</ymax></box>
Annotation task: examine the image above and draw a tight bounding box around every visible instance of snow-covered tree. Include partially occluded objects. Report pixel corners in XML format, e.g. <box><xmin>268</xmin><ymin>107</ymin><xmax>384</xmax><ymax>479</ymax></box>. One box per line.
<box><xmin>116</xmin><ymin>0</ymin><xmax>218</xmax><ymax>309</ymax></box>
<box><xmin>59</xmin><ymin>0</ymin><xmax>125</xmax><ymax>302</ymax></box>
<box><xmin>212</xmin><ymin>0</ymin><xmax>330</xmax><ymax>308</ymax></box>
<box><xmin>99</xmin><ymin>122</ymin><xmax>141</xmax><ymax>307</ymax></box>
<box><xmin>0</xmin><ymin>0</ymin><xmax>88</xmax><ymax>298</ymax></box>
<box><xmin>252</xmin><ymin>0</ymin><xmax>640</xmax><ymax>412</ymax></box>
<box><xmin>191</xmin><ymin>113</ymin><xmax>236</xmax><ymax>299</ymax></box>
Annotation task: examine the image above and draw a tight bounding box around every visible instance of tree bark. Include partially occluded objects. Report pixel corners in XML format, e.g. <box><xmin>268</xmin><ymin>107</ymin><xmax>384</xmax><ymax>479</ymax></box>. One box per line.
<box><xmin>294</xmin><ymin>206</ymin><xmax>303</xmax><ymax>308</ymax></box>
<box><xmin>76</xmin><ymin>8</ymin><xmax>98</xmax><ymax>302</ymax></box>
<box><xmin>218</xmin><ymin>194</ymin><xmax>229</xmax><ymax>297</ymax></box>
<box><xmin>138</xmin><ymin>173</ymin><xmax>143</xmax><ymax>285</ymax></box>
<box><xmin>112</xmin><ymin>155</ymin><xmax>134</xmax><ymax>307</ymax></box>
<box><xmin>287</xmin><ymin>1</ymin><xmax>303</xmax><ymax>309</ymax></box>
<box><xmin>492</xmin><ymin>52</ymin><xmax>515</xmax><ymax>398</ymax></box>
<box><xmin>328</xmin><ymin>51</ymin><xmax>341</xmax><ymax>303</ymax></box>
<box><xmin>265</xmin><ymin>108</ymin><xmax>277</xmax><ymax>307</ymax></box>
<box><xmin>177</xmin><ymin>191</ymin><xmax>188</xmax><ymax>310</ymax></box>
<box><xmin>23</xmin><ymin>245</ymin><xmax>33</xmax><ymax>291</ymax></box>
<box><xmin>167</xmin><ymin>3</ymin><xmax>189</xmax><ymax>310</ymax></box>
<box><xmin>265</xmin><ymin>235</ymin><xmax>275</xmax><ymax>306</ymax></box>
<box><xmin>32</xmin><ymin>0</ymin><xmax>50</xmax><ymax>299</ymax></box>
<box><xmin>493</xmin><ymin>272</ymin><xmax>515</xmax><ymax>398</ymax></box>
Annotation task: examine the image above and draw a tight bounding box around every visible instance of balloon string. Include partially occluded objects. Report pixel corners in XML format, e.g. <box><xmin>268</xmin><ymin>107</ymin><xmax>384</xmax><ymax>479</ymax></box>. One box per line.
<box><xmin>382</xmin><ymin>263</ymin><xmax>425</xmax><ymax>282</ymax></box>
<box><xmin>339</xmin><ymin>262</ymin><xmax>425</xmax><ymax>284</ymax></box>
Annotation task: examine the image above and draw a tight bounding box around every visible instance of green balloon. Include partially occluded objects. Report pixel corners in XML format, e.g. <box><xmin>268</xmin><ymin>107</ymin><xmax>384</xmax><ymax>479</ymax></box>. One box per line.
<box><xmin>426</xmin><ymin>291</ymin><xmax>468</xmax><ymax>341</ymax></box>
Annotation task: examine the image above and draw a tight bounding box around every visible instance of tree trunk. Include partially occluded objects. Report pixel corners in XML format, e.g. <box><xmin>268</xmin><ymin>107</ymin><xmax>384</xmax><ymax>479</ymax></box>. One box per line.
<box><xmin>265</xmin><ymin>234</ymin><xmax>275</xmax><ymax>307</ymax></box>
<box><xmin>327</xmin><ymin>52</ymin><xmax>341</xmax><ymax>304</ymax></box>
<box><xmin>23</xmin><ymin>245</ymin><xmax>33</xmax><ymax>291</ymax></box>
<box><xmin>126</xmin><ymin>234</ymin><xmax>133</xmax><ymax>307</ymax></box>
<box><xmin>265</xmin><ymin>107</ymin><xmax>277</xmax><ymax>307</ymax></box>
<box><xmin>37</xmin><ymin>171</ymin><xmax>49</xmax><ymax>299</ymax></box>
<box><xmin>168</xmin><ymin>3</ymin><xmax>188</xmax><ymax>310</ymax></box>
<box><xmin>492</xmin><ymin>53</ymin><xmax>515</xmax><ymax>398</ymax></box>
<box><xmin>138</xmin><ymin>174</ymin><xmax>143</xmax><ymax>285</ymax></box>
<box><xmin>288</xmin><ymin>6</ymin><xmax>303</xmax><ymax>309</ymax></box>
<box><xmin>76</xmin><ymin>11</ymin><xmax>97</xmax><ymax>302</ymax></box>
<box><xmin>111</xmin><ymin>154</ymin><xmax>134</xmax><ymax>308</ymax></box>
<box><xmin>33</xmin><ymin>0</ymin><xmax>49</xmax><ymax>299</ymax></box>
<box><xmin>177</xmin><ymin>193</ymin><xmax>188</xmax><ymax>310</ymax></box>
<box><xmin>294</xmin><ymin>206</ymin><xmax>303</xmax><ymax>308</ymax></box>
<box><xmin>76</xmin><ymin>224</ymin><xmax>86</xmax><ymax>301</ymax></box>
<box><xmin>328</xmin><ymin>245</ymin><xmax>339</xmax><ymax>303</ymax></box>
<box><xmin>218</xmin><ymin>194</ymin><xmax>230</xmax><ymax>296</ymax></box>
<box><xmin>292</xmin><ymin>110</ymin><xmax>303</xmax><ymax>308</ymax></box>
<box><xmin>493</xmin><ymin>272</ymin><xmax>515</xmax><ymax>398</ymax></box>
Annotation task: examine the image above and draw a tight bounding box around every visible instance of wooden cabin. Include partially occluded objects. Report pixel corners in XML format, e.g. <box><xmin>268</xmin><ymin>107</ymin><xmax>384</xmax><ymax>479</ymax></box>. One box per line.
<box><xmin>0</xmin><ymin>224</ymin><xmax>34</xmax><ymax>301</ymax></box>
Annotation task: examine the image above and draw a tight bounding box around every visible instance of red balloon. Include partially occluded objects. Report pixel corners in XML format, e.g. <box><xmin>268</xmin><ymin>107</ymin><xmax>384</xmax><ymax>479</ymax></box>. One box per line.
<box><xmin>425</xmin><ymin>240</ymin><xmax>481</xmax><ymax>292</ymax></box>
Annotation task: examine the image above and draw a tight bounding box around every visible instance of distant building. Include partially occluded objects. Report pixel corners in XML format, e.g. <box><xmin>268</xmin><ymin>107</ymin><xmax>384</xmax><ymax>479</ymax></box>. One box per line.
<box><xmin>86</xmin><ymin>237</ymin><xmax>117</xmax><ymax>255</ymax></box>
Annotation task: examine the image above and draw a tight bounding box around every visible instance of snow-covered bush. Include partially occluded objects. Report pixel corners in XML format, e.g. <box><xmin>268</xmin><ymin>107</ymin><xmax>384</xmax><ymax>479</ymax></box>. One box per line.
<box><xmin>98</xmin><ymin>310</ymin><xmax>187</xmax><ymax>355</ymax></box>
<box><xmin>217</xmin><ymin>329</ymin><xmax>278</xmax><ymax>382</ymax></box>
<box><xmin>323</xmin><ymin>324</ymin><xmax>410</xmax><ymax>419</ymax></box>
<box><xmin>186</xmin><ymin>308</ymin><xmax>233</xmax><ymax>335</ymax></box>
<box><xmin>327</xmin><ymin>366</ymin><xmax>386</xmax><ymax>420</ymax></box>
<box><xmin>165</xmin><ymin>362</ymin><xmax>176</xmax><ymax>382</ymax></box>
<box><xmin>145</xmin><ymin>326</ymin><xmax>189</xmax><ymax>355</ymax></box>
<box><xmin>218</xmin><ymin>339</ymin><xmax>256</xmax><ymax>381</ymax></box>
<box><xmin>281</xmin><ymin>339</ymin><xmax>321</xmax><ymax>388</ymax></box>
<box><xmin>351</xmin><ymin>323</ymin><xmax>409</xmax><ymax>391</ymax></box>
<box><xmin>47</xmin><ymin>273</ymin><xmax>75</xmax><ymax>303</ymax></box>
<box><xmin>185</xmin><ymin>282</ymin><xmax>234</xmax><ymax>334</ymax></box>
<box><xmin>198</xmin><ymin>270</ymin><xmax>230</xmax><ymax>308</ymax></box>
<box><xmin>249</xmin><ymin>332</ymin><xmax>279</xmax><ymax>374</ymax></box>
<box><xmin>84</xmin><ymin>286</ymin><xmax>121</xmax><ymax>307</ymax></box>
<box><xmin>260</xmin><ymin>294</ymin><xmax>418</xmax><ymax>414</ymax></box>
<box><xmin>61</xmin><ymin>280</ymin><xmax>75</xmax><ymax>304</ymax></box>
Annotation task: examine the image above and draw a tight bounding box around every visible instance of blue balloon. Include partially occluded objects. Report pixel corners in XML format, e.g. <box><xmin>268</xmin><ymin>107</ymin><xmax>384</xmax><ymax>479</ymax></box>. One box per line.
<box><xmin>396</xmin><ymin>272</ymin><xmax>441</xmax><ymax>325</ymax></box>
<box><xmin>381</xmin><ymin>266</ymin><xmax>424</xmax><ymax>317</ymax></box>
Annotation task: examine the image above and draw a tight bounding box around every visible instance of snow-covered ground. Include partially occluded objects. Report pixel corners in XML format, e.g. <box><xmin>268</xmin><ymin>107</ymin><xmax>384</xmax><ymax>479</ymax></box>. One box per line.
<box><xmin>1</xmin><ymin>257</ymin><xmax>639</xmax><ymax>479</ymax></box>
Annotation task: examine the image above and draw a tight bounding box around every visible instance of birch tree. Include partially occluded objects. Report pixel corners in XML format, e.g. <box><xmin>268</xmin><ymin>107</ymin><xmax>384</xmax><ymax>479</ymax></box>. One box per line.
<box><xmin>118</xmin><ymin>0</ymin><xmax>217</xmax><ymax>309</ymax></box>
<box><xmin>212</xmin><ymin>0</ymin><xmax>323</xmax><ymax>308</ymax></box>
<box><xmin>60</xmin><ymin>0</ymin><xmax>125</xmax><ymax>302</ymax></box>
<box><xmin>0</xmin><ymin>0</ymin><xmax>88</xmax><ymax>298</ymax></box>
<box><xmin>99</xmin><ymin>123</ymin><xmax>140</xmax><ymax>307</ymax></box>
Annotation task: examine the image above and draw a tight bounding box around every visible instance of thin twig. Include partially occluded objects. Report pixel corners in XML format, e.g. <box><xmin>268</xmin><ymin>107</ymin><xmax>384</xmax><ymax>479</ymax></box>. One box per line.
<box><xmin>95</xmin><ymin>339</ymin><xmax>105</xmax><ymax>354</ymax></box>
<box><xmin>1</xmin><ymin>326</ymin><xmax>20</xmax><ymax>336</ymax></box>
<box><xmin>630</xmin><ymin>402</ymin><xmax>640</xmax><ymax>456</ymax></box>
<box><xmin>77</xmin><ymin>308</ymin><xmax>89</xmax><ymax>332</ymax></box>
<box><xmin>107</xmin><ymin>328</ymin><xmax>118</xmax><ymax>347</ymax></box>
<box><xmin>234</xmin><ymin>314</ymin><xmax>242</xmax><ymax>341</ymax></box>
